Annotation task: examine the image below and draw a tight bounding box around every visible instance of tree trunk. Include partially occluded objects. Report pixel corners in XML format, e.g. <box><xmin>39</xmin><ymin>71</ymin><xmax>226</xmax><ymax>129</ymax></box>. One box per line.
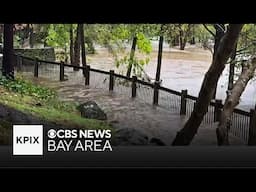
<box><xmin>85</xmin><ymin>36</ymin><xmax>95</xmax><ymax>54</ymax></box>
<box><xmin>190</xmin><ymin>37</ymin><xmax>195</xmax><ymax>45</ymax></box>
<box><xmin>179</xmin><ymin>25</ymin><xmax>191</xmax><ymax>50</ymax></box>
<box><xmin>2</xmin><ymin>24</ymin><xmax>14</xmax><ymax>79</ymax></box>
<box><xmin>29</xmin><ymin>24</ymin><xmax>34</xmax><ymax>48</ymax></box>
<box><xmin>80</xmin><ymin>24</ymin><xmax>87</xmax><ymax>77</ymax></box>
<box><xmin>172</xmin><ymin>35</ymin><xmax>179</xmax><ymax>46</ymax></box>
<box><xmin>155</xmin><ymin>32</ymin><xmax>164</xmax><ymax>82</ymax></box>
<box><xmin>228</xmin><ymin>62</ymin><xmax>235</xmax><ymax>90</ymax></box>
<box><xmin>216</xmin><ymin>56</ymin><xmax>256</xmax><ymax>145</ymax></box>
<box><xmin>212</xmin><ymin>25</ymin><xmax>226</xmax><ymax>99</ymax></box>
<box><xmin>228</xmin><ymin>43</ymin><xmax>237</xmax><ymax>91</ymax></box>
<box><xmin>211</xmin><ymin>25</ymin><xmax>226</xmax><ymax>100</ymax></box>
<box><xmin>179</xmin><ymin>29</ymin><xmax>185</xmax><ymax>50</ymax></box>
<box><xmin>0</xmin><ymin>32</ymin><xmax>2</xmax><ymax>44</ymax></box>
<box><xmin>64</xmin><ymin>46</ymin><xmax>68</xmax><ymax>63</ymax></box>
<box><xmin>126</xmin><ymin>36</ymin><xmax>137</xmax><ymax>77</ymax></box>
<box><xmin>180</xmin><ymin>38</ymin><xmax>186</xmax><ymax>50</ymax></box>
<box><xmin>73</xmin><ymin>24</ymin><xmax>81</xmax><ymax>71</ymax></box>
<box><xmin>69</xmin><ymin>24</ymin><xmax>74</xmax><ymax>64</ymax></box>
<box><xmin>172</xmin><ymin>24</ymin><xmax>244</xmax><ymax>145</ymax></box>
<box><xmin>190</xmin><ymin>25</ymin><xmax>195</xmax><ymax>44</ymax></box>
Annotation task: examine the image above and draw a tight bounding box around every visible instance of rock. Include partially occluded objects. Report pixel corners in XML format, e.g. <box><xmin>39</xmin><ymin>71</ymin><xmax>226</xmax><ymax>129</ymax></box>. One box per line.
<box><xmin>113</xmin><ymin>128</ymin><xmax>149</xmax><ymax>145</ymax></box>
<box><xmin>149</xmin><ymin>137</ymin><xmax>166</xmax><ymax>146</ymax></box>
<box><xmin>77</xmin><ymin>101</ymin><xmax>107</xmax><ymax>120</ymax></box>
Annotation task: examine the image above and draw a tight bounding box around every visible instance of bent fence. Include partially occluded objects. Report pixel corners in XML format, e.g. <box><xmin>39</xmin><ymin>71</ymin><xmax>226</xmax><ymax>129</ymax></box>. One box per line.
<box><xmin>12</xmin><ymin>54</ymin><xmax>256</xmax><ymax>145</ymax></box>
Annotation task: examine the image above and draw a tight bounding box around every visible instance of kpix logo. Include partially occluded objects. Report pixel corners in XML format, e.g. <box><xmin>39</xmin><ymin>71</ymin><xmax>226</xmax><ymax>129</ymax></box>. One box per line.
<box><xmin>13</xmin><ymin>125</ymin><xmax>43</xmax><ymax>155</ymax></box>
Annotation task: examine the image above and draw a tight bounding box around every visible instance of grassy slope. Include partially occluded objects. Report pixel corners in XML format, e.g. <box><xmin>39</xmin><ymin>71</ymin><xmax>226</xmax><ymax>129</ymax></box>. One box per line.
<box><xmin>0</xmin><ymin>81</ymin><xmax>112</xmax><ymax>130</ymax></box>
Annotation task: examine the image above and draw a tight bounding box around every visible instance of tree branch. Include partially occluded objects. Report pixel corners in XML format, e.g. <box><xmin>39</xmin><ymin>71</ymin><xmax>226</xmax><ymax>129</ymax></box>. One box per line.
<box><xmin>203</xmin><ymin>24</ymin><xmax>215</xmax><ymax>37</ymax></box>
<box><xmin>236</xmin><ymin>41</ymin><xmax>256</xmax><ymax>53</ymax></box>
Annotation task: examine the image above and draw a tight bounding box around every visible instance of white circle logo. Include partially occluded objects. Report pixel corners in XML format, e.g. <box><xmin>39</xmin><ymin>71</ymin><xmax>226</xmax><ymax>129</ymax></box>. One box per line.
<box><xmin>48</xmin><ymin>129</ymin><xmax>57</xmax><ymax>139</ymax></box>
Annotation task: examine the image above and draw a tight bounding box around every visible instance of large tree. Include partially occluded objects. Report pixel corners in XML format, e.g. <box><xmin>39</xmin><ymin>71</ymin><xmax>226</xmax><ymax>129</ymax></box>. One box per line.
<box><xmin>172</xmin><ymin>24</ymin><xmax>244</xmax><ymax>145</ymax></box>
<box><xmin>155</xmin><ymin>25</ymin><xmax>164</xmax><ymax>82</ymax></box>
<box><xmin>126</xmin><ymin>36</ymin><xmax>137</xmax><ymax>77</ymax></box>
<box><xmin>227</xmin><ymin>43</ymin><xmax>237</xmax><ymax>91</ymax></box>
<box><xmin>212</xmin><ymin>24</ymin><xmax>226</xmax><ymax>99</ymax></box>
<box><xmin>178</xmin><ymin>24</ymin><xmax>192</xmax><ymax>50</ymax></box>
<box><xmin>73</xmin><ymin>24</ymin><xmax>81</xmax><ymax>71</ymax></box>
<box><xmin>69</xmin><ymin>24</ymin><xmax>74</xmax><ymax>64</ymax></box>
<box><xmin>2</xmin><ymin>24</ymin><xmax>14</xmax><ymax>79</ymax></box>
<box><xmin>216</xmin><ymin>56</ymin><xmax>256</xmax><ymax>145</ymax></box>
<box><xmin>80</xmin><ymin>24</ymin><xmax>87</xmax><ymax>76</ymax></box>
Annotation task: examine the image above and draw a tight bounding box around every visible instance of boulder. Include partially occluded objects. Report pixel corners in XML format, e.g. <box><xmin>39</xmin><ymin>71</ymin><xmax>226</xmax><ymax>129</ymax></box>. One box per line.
<box><xmin>113</xmin><ymin>128</ymin><xmax>149</xmax><ymax>145</ymax></box>
<box><xmin>77</xmin><ymin>101</ymin><xmax>107</xmax><ymax>120</ymax></box>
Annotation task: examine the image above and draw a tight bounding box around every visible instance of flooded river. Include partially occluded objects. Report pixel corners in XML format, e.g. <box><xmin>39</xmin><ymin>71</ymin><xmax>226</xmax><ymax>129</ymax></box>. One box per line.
<box><xmin>87</xmin><ymin>42</ymin><xmax>256</xmax><ymax>111</ymax></box>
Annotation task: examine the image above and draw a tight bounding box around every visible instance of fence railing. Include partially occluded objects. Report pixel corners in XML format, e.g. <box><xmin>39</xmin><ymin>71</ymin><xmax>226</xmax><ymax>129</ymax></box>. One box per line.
<box><xmin>12</xmin><ymin>54</ymin><xmax>256</xmax><ymax>145</ymax></box>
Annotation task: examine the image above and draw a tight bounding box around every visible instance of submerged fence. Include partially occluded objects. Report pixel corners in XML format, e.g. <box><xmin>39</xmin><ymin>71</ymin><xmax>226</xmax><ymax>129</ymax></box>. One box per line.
<box><xmin>12</xmin><ymin>54</ymin><xmax>256</xmax><ymax>145</ymax></box>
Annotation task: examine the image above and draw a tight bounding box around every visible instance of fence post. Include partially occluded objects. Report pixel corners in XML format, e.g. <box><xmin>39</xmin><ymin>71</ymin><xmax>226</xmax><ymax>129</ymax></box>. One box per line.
<box><xmin>60</xmin><ymin>61</ymin><xmax>64</xmax><ymax>81</ymax></box>
<box><xmin>85</xmin><ymin>65</ymin><xmax>90</xmax><ymax>86</ymax></box>
<box><xmin>21</xmin><ymin>56</ymin><xmax>24</xmax><ymax>68</ymax></box>
<box><xmin>16</xmin><ymin>54</ymin><xmax>22</xmax><ymax>72</ymax></box>
<box><xmin>180</xmin><ymin>89</ymin><xmax>188</xmax><ymax>115</ymax></box>
<box><xmin>34</xmin><ymin>58</ymin><xmax>39</xmax><ymax>78</ymax></box>
<box><xmin>153</xmin><ymin>81</ymin><xmax>160</xmax><ymax>105</ymax></box>
<box><xmin>132</xmin><ymin>76</ymin><xmax>137</xmax><ymax>98</ymax></box>
<box><xmin>109</xmin><ymin>70</ymin><xmax>114</xmax><ymax>91</ymax></box>
<box><xmin>214</xmin><ymin>99</ymin><xmax>222</xmax><ymax>122</ymax></box>
<box><xmin>193</xmin><ymin>102</ymin><xmax>197</xmax><ymax>115</ymax></box>
<box><xmin>248</xmin><ymin>106</ymin><xmax>256</xmax><ymax>145</ymax></box>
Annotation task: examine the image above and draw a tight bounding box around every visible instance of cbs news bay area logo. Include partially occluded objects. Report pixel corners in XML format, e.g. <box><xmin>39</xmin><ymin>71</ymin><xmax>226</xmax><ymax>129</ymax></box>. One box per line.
<box><xmin>13</xmin><ymin>125</ymin><xmax>112</xmax><ymax>155</ymax></box>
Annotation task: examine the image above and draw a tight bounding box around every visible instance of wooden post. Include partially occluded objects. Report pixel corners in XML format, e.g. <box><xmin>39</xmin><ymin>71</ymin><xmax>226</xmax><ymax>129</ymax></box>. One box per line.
<box><xmin>214</xmin><ymin>99</ymin><xmax>222</xmax><ymax>122</ymax></box>
<box><xmin>16</xmin><ymin>54</ymin><xmax>22</xmax><ymax>72</ymax></box>
<box><xmin>248</xmin><ymin>106</ymin><xmax>256</xmax><ymax>145</ymax></box>
<box><xmin>153</xmin><ymin>81</ymin><xmax>160</xmax><ymax>105</ymax></box>
<box><xmin>34</xmin><ymin>58</ymin><xmax>39</xmax><ymax>77</ymax></box>
<box><xmin>85</xmin><ymin>65</ymin><xmax>90</xmax><ymax>85</ymax></box>
<box><xmin>109</xmin><ymin>70</ymin><xmax>114</xmax><ymax>91</ymax></box>
<box><xmin>21</xmin><ymin>56</ymin><xmax>24</xmax><ymax>68</ymax></box>
<box><xmin>155</xmin><ymin>34</ymin><xmax>163</xmax><ymax>82</ymax></box>
<box><xmin>60</xmin><ymin>61</ymin><xmax>64</xmax><ymax>81</ymax></box>
<box><xmin>132</xmin><ymin>76</ymin><xmax>137</xmax><ymax>98</ymax></box>
<box><xmin>194</xmin><ymin>102</ymin><xmax>196</xmax><ymax>110</ymax></box>
<box><xmin>180</xmin><ymin>89</ymin><xmax>188</xmax><ymax>115</ymax></box>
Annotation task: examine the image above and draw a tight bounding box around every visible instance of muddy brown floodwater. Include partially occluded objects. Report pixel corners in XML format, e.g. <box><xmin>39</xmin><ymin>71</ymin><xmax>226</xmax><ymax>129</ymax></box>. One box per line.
<box><xmin>86</xmin><ymin>43</ymin><xmax>256</xmax><ymax>111</ymax></box>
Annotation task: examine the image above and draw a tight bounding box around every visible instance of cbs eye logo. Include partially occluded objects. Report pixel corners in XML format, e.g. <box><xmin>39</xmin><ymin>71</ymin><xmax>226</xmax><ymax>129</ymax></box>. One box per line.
<box><xmin>47</xmin><ymin>129</ymin><xmax>78</xmax><ymax>139</ymax></box>
<box><xmin>48</xmin><ymin>129</ymin><xmax>57</xmax><ymax>139</ymax></box>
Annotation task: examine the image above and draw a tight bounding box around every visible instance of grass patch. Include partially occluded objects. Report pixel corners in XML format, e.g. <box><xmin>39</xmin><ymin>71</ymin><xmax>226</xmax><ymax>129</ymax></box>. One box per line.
<box><xmin>0</xmin><ymin>76</ymin><xmax>112</xmax><ymax>131</ymax></box>
<box><xmin>0</xmin><ymin>75</ymin><xmax>56</xmax><ymax>100</ymax></box>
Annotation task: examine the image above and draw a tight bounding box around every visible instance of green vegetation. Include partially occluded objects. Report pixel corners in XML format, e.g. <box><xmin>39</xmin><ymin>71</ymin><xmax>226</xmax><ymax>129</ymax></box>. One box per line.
<box><xmin>0</xmin><ymin>76</ymin><xmax>112</xmax><ymax>131</ymax></box>
<box><xmin>0</xmin><ymin>75</ymin><xmax>56</xmax><ymax>100</ymax></box>
<box><xmin>46</xmin><ymin>24</ymin><xmax>70</xmax><ymax>61</ymax></box>
<box><xmin>11</xmin><ymin>24</ymin><xmax>219</xmax><ymax>77</ymax></box>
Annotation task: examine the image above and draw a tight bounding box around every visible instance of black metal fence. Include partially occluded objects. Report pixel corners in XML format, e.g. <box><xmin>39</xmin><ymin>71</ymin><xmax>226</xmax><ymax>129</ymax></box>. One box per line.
<box><xmin>12</xmin><ymin>54</ymin><xmax>256</xmax><ymax>145</ymax></box>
